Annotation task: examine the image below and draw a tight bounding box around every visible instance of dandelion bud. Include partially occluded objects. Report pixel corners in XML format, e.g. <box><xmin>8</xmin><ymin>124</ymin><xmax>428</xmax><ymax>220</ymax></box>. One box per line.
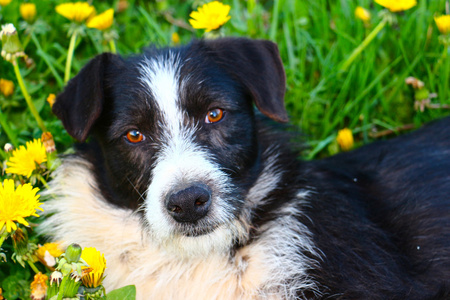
<box><xmin>0</xmin><ymin>24</ymin><xmax>26</xmax><ymax>63</ymax></box>
<box><xmin>12</xmin><ymin>228</ymin><xmax>29</xmax><ymax>256</ymax></box>
<box><xmin>3</xmin><ymin>143</ymin><xmax>13</xmax><ymax>152</ymax></box>
<box><xmin>65</xmin><ymin>243</ymin><xmax>82</xmax><ymax>263</ymax></box>
<box><xmin>25</xmin><ymin>56</ymin><xmax>35</xmax><ymax>69</ymax></box>
<box><xmin>405</xmin><ymin>77</ymin><xmax>425</xmax><ymax>90</ymax></box>
<box><xmin>118</xmin><ymin>0</ymin><xmax>129</xmax><ymax>12</ymax></box>
<box><xmin>41</xmin><ymin>132</ymin><xmax>56</xmax><ymax>153</ymax></box>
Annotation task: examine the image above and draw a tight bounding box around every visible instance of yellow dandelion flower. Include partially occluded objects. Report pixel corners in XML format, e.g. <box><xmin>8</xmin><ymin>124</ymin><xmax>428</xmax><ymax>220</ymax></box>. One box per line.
<box><xmin>30</xmin><ymin>272</ymin><xmax>48</xmax><ymax>300</ymax></box>
<box><xmin>0</xmin><ymin>179</ymin><xmax>42</xmax><ymax>233</ymax></box>
<box><xmin>172</xmin><ymin>32</ymin><xmax>180</xmax><ymax>44</ymax></box>
<box><xmin>37</xmin><ymin>242</ymin><xmax>64</xmax><ymax>259</ymax></box>
<box><xmin>20</xmin><ymin>3</ymin><xmax>37</xmax><ymax>23</ymax></box>
<box><xmin>87</xmin><ymin>8</ymin><xmax>114</xmax><ymax>31</ymax></box>
<box><xmin>0</xmin><ymin>78</ymin><xmax>14</xmax><ymax>97</ymax></box>
<box><xmin>336</xmin><ymin>128</ymin><xmax>354</xmax><ymax>151</ymax></box>
<box><xmin>81</xmin><ymin>247</ymin><xmax>107</xmax><ymax>288</ymax></box>
<box><xmin>47</xmin><ymin>93</ymin><xmax>56</xmax><ymax>108</ymax></box>
<box><xmin>189</xmin><ymin>1</ymin><xmax>231</xmax><ymax>32</ymax></box>
<box><xmin>434</xmin><ymin>15</ymin><xmax>450</xmax><ymax>35</ymax></box>
<box><xmin>6</xmin><ymin>139</ymin><xmax>47</xmax><ymax>178</ymax></box>
<box><xmin>355</xmin><ymin>6</ymin><xmax>371</xmax><ymax>23</ymax></box>
<box><xmin>55</xmin><ymin>2</ymin><xmax>95</xmax><ymax>23</ymax></box>
<box><xmin>36</xmin><ymin>242</ymin><xmax>64</xmax><ymax>267</ymax></box>
<box><xmin>0</xmin><ymin>0</ymin><xmax>12</xmax><ymax>7</ymax></box>
<box><xmin>374</xmin><ymin>0</ymin><xmax>417</xmax><ymax>13</ymax></box>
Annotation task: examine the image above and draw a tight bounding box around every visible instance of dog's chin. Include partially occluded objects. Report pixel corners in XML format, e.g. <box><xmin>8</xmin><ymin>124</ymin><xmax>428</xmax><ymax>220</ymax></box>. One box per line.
<box><xmin>174</xmin><ymin>222</ymin><xmax>218</xmax><ymax>237</ymax></box>
<box><xmin>146</xmin><ymin>216</ymin><xmax>248</xmax><ymax>258</ymax></box>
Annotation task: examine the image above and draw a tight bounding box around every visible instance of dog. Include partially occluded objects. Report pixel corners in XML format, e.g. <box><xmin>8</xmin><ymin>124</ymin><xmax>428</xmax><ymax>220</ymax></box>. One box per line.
<box><xmin>40</xmin><ymin>37</ymin><xmax>450</xmax><ymax>299</ymax></box>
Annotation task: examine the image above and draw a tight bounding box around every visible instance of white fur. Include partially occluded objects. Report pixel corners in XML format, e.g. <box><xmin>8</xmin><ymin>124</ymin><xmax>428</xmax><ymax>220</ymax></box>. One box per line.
<box><xmin>39</xmin><ymin>156</ymin><xmax>320</xmax><ymax>299</ymax></box>
<box><xmin>138</xmin><ymin>55</ymin><xmax>242</xmax><ymax>256</ymax></box>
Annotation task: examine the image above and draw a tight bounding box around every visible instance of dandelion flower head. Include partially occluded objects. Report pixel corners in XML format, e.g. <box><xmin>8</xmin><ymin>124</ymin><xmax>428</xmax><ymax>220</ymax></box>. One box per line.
<box><xmin>37</xmin><ymin>242</ymin><xmax>64</xmax><ymax>259</ymax></box>
<box><xmin>81</xmin><ymin>247</ymin><xmax>107</xmax><ymax>288</ymax></box>
<box><xmin>336</xmin><ymin>128</ymin><xmax>354</xmax><ymax>151</ymax></box>
<box><xmin>55</xmin><ymin>2</ymin><xmax>95</xmax><ymax>23</ymax></box>
<box><xmin>6</xmin><ymin>139</ymin><xmax>47</xmax><ymax>178</ymax></box>
<box><xmin>0</xmin><ymin>0</ymin><xmax>12</xmax><ymax>7</ymax></box>
<box><xmin>434</xmin><ymin>15</ymin><xmax>450</xmax><ymax>35</ymax></box>
<box><xmin>355</xmin><ymin>6</ymin><xmax>371</xmax><ymax>23</ymax></box>
<box><xmin>172</xmin><ymin>32</ymin><xmax>180</xmax><ymax>44</ymax></box>
<box><xmin>0</xmin><ymin>179</ymin><xmax>42</xmax><ymax>232</ymax></box>
<box><xmin>0</xmin><ymin>78</ymin><xmax>14</xmax><ymax>97</ymax></box>
<box><xmin>30</xmin><ymin>272</ymin><xmax>48</xmax><ymax>300</ymax></box>
<box><xmin>374</xmin><ymin>0</ymin><xmax>417</xmax><ymax>12</ymax></box>
<box><xmin>189</xmin><ymin>1</ymin><xmax>231</xmax><ymax>32</ymax></box>
<box><xmin>20</xmin><ymin>3</ymin><xmax>37</xmax><ymax>23</ymax></box>
<box><xmin>87</xmin><ymin>8</ymin><xmax>114</xmax><ymax>31</ymax></box>
<box><xmin>47</xmin><ymin>93</ymin><xmax>56</xmax><ymax>108</ymax></box>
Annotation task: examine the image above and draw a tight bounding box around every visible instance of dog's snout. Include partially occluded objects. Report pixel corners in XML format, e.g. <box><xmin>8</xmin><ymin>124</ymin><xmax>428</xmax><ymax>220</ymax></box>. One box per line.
<box><xmin>166</xmin><ymin>185</ymin><xmax>211</xmax><ymax>223</ymax></box>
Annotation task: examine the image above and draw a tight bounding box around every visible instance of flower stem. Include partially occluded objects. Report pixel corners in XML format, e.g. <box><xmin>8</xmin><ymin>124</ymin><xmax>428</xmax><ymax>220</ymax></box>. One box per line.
<box><xmin>39</xmin><ymin>174</ymin><xmax>50</xmax><ymax>189</ymax></box>
<box><xmin>12</xmin><ymin>58</ymin><xmax>47</xmax><ymax>132</ymax></box>
<box><xmin>340</xmin><ymin>18</ymin><xmax>388</xmax><ymax>72</ymax></box>
<box><xmin>109</xmin><ymin>39</ymin><xmax>117</xmax><ymax>54</ymax></box>
<box><xmin>57</xmin><ymin>275</ymin><xmax>70</xmax><ymax>300</ymax></box>
<box><xmin>27</xmin><ymin>260</ymin><xmax>40</xmax><ymax>274</ymax></box>
<box><xmin>434</xmin><ymin>45</ymin><xmax>449</xmax><ymax>74</ymax></box>
<box><xmin>0</xmin><ymin>234</ymin><xmax>7</xmax><ymax>249</ymax></box>
<box><xmin>64</xmin><ymin>31</ymin><xmax>78</xmax><ymax>84</ymax></box>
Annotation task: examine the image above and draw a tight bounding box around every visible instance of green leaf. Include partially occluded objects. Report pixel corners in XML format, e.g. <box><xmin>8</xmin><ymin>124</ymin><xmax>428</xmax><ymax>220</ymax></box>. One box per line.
<box><xmin>106</xmin><ymin>285</ymin><xmax>136</xmax><ymax>300</ymax></box>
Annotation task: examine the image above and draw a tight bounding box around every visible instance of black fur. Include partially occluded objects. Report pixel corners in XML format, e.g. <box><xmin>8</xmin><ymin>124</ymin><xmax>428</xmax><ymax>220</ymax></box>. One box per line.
<box><xmin>53</xmin><ymin>37</ymin><xmax>450</xmax><ymax>299</ymax></box>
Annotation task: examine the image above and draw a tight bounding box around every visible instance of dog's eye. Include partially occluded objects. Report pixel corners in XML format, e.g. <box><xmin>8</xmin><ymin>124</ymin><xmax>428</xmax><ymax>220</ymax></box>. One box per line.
<box><xmin>125</xmin><ymin>130</ymin><xmax>144</xmax><ymax>143</ymax></box>
<box><xmin>205</xmin><ymin>108</ymin><xmax>224</xmax><ymax>124</ymax></box>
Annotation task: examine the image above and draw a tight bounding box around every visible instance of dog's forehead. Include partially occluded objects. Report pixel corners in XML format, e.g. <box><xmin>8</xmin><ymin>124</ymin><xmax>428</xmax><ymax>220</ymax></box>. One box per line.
<box><xmin>138</xmin><ymin>51</ymin><xmax>182</xmax><ymax>117</ymax></box>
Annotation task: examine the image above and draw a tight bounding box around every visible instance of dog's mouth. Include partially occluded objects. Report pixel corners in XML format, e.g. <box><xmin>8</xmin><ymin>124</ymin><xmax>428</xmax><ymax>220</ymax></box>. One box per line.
<box><xmin>174</xmin><ymin>221</ymin><xmax>220</xmax><ymax>237</ymax></box>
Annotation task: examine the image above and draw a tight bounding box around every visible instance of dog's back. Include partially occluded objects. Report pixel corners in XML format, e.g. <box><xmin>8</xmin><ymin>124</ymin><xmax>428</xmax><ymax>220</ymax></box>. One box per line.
<box><xmin>301</xmin><ymin>117</ymin><xmax>450</xmax><ymax>299</ymax></box>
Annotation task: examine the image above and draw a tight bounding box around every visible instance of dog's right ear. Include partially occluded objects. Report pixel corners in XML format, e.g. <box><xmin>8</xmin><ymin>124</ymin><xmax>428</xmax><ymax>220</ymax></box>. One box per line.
<box><xmin>52</xmin><ymin>52</ymin><xmax>122</xmax><ymax>142</ymax></box>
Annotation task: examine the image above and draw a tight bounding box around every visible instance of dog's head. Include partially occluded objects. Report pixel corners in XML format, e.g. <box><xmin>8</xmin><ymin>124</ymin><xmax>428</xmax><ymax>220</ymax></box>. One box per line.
<box><xmin>53</xmin><ymin>38</ymin><xmax>287</xmax><ymax>255</ymax></box>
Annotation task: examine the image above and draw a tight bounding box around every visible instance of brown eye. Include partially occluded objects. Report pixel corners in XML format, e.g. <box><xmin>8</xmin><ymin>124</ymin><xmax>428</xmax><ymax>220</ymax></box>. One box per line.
<box><xmin>126</xmin><ymin>130</ymin><xmax>144</xmax><ymax>143</ymax></box>
<box><xmin>205</xmin><ymin>108</ymin><xmax>224</xmax><ymax>124</ymax></box>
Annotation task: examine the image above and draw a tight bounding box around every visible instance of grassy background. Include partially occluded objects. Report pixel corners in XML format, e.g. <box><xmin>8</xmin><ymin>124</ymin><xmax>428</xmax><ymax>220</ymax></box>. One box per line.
<box><xmin>0</xmin><ymin>0</ymin><xmax>449</xmax><ymax>159</ymax></box>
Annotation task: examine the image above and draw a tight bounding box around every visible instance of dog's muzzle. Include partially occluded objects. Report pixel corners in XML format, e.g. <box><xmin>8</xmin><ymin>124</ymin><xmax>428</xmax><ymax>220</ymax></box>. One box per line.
<box><xmin>166</xmin><ymin>184</ymin><xmax>212</xmax><ymax>223</ymax></box>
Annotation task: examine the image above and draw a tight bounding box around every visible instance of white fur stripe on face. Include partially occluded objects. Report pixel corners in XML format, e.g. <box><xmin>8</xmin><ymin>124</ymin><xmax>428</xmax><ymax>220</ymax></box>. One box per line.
<box><xmin>139</xmin><ymin>53</ymin><xmax>182</xmax><ymax>137</ymax></box>
<box><xmin>138</xmin><ymin>54</ymin><xmax>240</xmax><ymax>255</ymax></box>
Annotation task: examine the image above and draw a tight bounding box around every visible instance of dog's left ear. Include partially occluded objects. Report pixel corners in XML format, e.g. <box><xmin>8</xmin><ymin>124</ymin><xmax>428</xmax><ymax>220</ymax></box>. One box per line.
<box><xmin>52</xmin><ymin>52</ymin><xmax>123</xmax><ymax>142</ymax></box>
<box><xmin>205</xmin><ymin>38</ymin><xmax>288</xmax><ymax>123</ymax></box>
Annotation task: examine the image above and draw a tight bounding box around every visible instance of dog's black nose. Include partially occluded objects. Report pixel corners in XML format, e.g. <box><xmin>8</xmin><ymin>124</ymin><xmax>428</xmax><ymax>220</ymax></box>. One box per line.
<box><xmin>166</xmin><ymin>185</ymin><xmax>212</xmax><ymax>223</ymax></box>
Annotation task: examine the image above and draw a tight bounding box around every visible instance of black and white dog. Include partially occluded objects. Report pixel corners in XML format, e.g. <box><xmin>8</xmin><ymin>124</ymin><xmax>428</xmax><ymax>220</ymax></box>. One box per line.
<box><xmin>40</xmin><ymin>38</ymin><xmax>450</xmax><ymax>299</ymax></box>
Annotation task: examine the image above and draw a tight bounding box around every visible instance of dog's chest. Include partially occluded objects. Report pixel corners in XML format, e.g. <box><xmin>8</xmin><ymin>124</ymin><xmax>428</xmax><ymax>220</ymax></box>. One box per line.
<box><xmin>104</xmin><ymin>242</ymin><xmax>280</xmax><ymax>300</ymax></box>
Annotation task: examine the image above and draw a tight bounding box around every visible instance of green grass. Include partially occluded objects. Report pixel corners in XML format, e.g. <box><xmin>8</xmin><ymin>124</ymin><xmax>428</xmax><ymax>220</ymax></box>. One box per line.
<box><xmin>0</xmin><ymin>0</ymin><xmax>449</xmax><ymax>158</ymax></box>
